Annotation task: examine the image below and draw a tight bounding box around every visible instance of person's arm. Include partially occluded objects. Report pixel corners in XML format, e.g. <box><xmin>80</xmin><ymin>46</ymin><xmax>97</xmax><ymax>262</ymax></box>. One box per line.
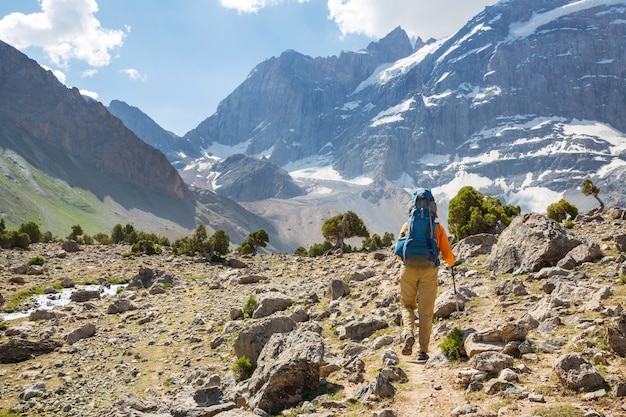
<box><xmin>396</xmin><ymin>223</ymin><xmax>407</xmax><ymax>261</ymax></box>
<box><xmin>436</xmin><ymin>223</ymin><xmax>455</xmax><ymax>266</ymax></box>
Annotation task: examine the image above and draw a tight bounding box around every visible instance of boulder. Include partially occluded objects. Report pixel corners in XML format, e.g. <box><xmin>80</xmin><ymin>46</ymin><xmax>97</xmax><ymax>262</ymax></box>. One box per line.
<box><xmin>252</xmin><ymin>292</ymin><xmax>293</xmax><ymax>318</ymax></box>
<box><xmin>554</xmin><ymin>353</ymin><xmax>605</xmax><ymax>391</ymax></box>
<box><xmin>327</xmin><ymin>278</ymin><xmax>349</xmax><ymax>300</ymax></box>
<box><xmin>453</xmin><ymin>233</ymin><xmax>497</xmax><ymax>260</ymax></box>
<box><xmin>484</xmin><ymin>213</ymin><xmax>584</xmax><ymax>274</ymax></box>
<box><xmin>608</xmin><ymin>313</ymin><xmax>626</xmax><ymax>357</ymax></box>
<box><xmin>494</xmin><ymin>278</ymin><xmax>528</xmax><ymax>297</ymax></box>
<box><xmin>70</xmin><ymin>289</ymin><xmax>101</xmax><ymax>302</ymax></box>
<box><xmin>171</xmin><ymin>385</ymin><xmax>235</xmax><ymax>417</ymax></box>
<box><xmin>61</xmin><ymin>240</ymin><xmax>80</xmax><ymax>252</ymax></box>
<box><xmin>246</xmin><ymin>328</ymin><xmax>324</xmax><ymax>414</ymax></box>
<box><xmin>64</xmin><ymin>323</ymin><xmax>96</xmax><ymax>345</ymax></box>
<box><xmin>233</xmin><ymin>316</ymin><xmax>297</xmax><ymax>366</ymax></box>
<box><xmin>0</xmin><ymin>338</ymin><xmax>63</xmax><ymax>363</ymax></box>
<box><xmin>127</xmin><ymin>267</ymin><xmax>182</xmax><ymax>290</ymax></box>
<box><xmin>107</xmin><ymin>298</ymin><xmax>139</xmax><ymax>314</ymax></box>
<box><xmin>468</xmin><ymin>351</ymin><xmax>514</xmax><ymax>376</ymax></box>
<box><xmin>337</xmin><ymin>316</ymin><xmax>388</xmax><ymax>340</ymax></box>
<box><xmin>434</xmin><ymin>286</ymin><xmax>476</xmax><ymax>319</ymax></box>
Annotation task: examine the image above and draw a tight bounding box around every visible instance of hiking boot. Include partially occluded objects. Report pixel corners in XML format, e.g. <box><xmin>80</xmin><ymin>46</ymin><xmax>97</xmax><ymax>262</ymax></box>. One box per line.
<box><xmin>416</xmin><ymin>351</ymin><xmax>429</xmax><ymax>362</ymax></box>
<box><xmin>401</xmin><ymin>333</ymin><xmax>415</xmax><ymax>356</ymax></box>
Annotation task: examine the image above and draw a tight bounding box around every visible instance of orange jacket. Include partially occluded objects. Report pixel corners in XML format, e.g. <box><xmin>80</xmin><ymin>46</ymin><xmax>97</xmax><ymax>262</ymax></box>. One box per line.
<box><xmin>397</xmin><ymin>222</ymin><xmax>455</xmax><ymax>267</ymax></box>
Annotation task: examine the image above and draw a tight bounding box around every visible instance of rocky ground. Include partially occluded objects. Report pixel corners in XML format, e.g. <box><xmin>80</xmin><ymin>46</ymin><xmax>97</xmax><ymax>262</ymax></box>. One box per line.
<box><xmin>1</xmin><ymin>209</ymin><xmax>626</xmax><ymax>417</ymax></box>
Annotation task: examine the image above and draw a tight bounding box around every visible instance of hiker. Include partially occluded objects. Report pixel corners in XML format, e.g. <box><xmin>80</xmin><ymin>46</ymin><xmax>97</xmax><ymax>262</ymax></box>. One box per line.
<box><xmin>394</xmin><ymin>189</ymin><xmax>454</xmax><ymax>362</ymax></box>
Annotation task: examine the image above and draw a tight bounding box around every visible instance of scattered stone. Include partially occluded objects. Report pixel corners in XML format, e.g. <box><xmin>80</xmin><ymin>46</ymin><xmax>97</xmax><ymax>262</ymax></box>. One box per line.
<box><xmin>252</xmin><ymin>291</ymin><xmax>293</xmax><ymax>318</ymax></box>
<box><xmin>337</xmin><ymin>316</ymin><xmax>388</xmax><ymax>340</ymax></box>
<box><xmin>469</xmin><ymin>351</ymin><xmax>514</xmax><ymax>375</ymax></box>
<box><xmin>327</xmin><ymin>278</ymin><xmax>350</xmax><ymax>300</ymax></box>
<box><xmin>19</xmin><ymin>381</ymin><xmax>46</xmax><ymax>401</ymax></box>
<box><xmin>451</xmin><ymin>404</ymin><xmax>478</xmax><ymax>416</ymax></box>
<box><xmin>553</xmin><ymin>353</ymin><xmax>605</xmax><ymax>391</ymax></box>
<box><xmin>64</xmin><ymin>323</ymin><xmax>96</xmax><ymax>345</ymax></box>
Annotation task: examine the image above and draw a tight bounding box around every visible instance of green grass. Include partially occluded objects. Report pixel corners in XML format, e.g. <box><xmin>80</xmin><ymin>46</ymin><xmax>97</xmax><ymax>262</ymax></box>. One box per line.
<box><xmin>534</xmin><ymin>403</ymin><xmax>583</xmax><ymax>417</ymax></box>
<box><xmin>3</xmin><ymin>287</ymin><xmax>45</xmax><ymax>313</ymax></box>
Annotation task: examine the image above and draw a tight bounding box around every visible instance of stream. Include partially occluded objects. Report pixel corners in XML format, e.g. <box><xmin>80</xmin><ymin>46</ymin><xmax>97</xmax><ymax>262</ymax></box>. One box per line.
<box><xmin>1</xmin><ymin>284</ymin><xmax>126</xmax><ymax>321</ymax></box>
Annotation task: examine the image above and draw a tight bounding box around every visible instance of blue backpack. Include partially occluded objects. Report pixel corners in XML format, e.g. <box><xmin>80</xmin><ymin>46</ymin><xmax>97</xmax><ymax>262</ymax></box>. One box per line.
<box><xmin>394</xmin><ymin>188</ymin><xmax>440</xmax><ymax>266</ymax></box>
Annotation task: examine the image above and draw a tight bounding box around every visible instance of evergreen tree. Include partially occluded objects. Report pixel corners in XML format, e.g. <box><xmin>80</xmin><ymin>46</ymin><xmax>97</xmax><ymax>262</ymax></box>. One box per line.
<box><xmin>322</xmin><ymin>211</ymin><xmax>369</xmax><ymax>252</ymax></box>
<box><xmin>581</xmin><ymin>178</ymin><xmax>604</xmax><ymax>211</ymax></box>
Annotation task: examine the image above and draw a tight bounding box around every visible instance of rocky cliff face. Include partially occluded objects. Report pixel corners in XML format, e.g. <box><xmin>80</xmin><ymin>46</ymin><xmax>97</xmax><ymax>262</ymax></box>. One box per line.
<box><xmin>183</xmin><ymin>27</ymin><xmax>414</xmax><ymax>167</ymax></box>
<box><xmin>214</xmin><ymin>154</ymin><xmax>305</xmax><ymax>202</ymax></box>
<box><xmin>178</xmin><ymin>0</ymin><xmax>626</xmax><ymax>218</ymax></box>
<box><xmin>107</xmin><ymin>100</ymin><xmax>196</xmax><ymax>168</ymax></box>
<box><xmin>0</xmin><ymin>41</ymin><xmax>191</xmax><ymax>202</ymax></box>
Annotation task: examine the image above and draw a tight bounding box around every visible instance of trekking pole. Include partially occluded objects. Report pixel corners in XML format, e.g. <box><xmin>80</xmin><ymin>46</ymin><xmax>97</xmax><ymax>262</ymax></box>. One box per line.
<box><xmin>451</xmin><ymin>265</ymin><xmax>459</xmax><ymax>314</ymax></box>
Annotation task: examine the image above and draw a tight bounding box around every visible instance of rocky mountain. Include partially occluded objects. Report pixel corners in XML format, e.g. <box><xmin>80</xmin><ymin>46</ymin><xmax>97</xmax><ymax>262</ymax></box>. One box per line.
<box><xmin>0</xmin><ymin>40</ymin><xmax>283</xmax><ymax>250</ymax></box>
<box><xmin>212</xmin><ymin>154</ymin><xmax>305</xmax><ymax>202</ymax></box>
<box><xmin>164</xmin><ymin>0</ymin><xmax>626</xmax><ymax>238</ymax></box>
<box><xmin>106</xmin><ymin>100</ymin><xmax>196</xmax><ymax>168</ymax></box>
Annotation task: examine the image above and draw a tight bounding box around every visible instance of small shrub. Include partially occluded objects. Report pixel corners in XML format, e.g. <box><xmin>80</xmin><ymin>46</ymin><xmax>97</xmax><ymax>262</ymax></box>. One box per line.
<box><xmin>440</xmin><ymin>327</ymin><xmax>464</xmax><ymax>360</ymax></box>
<box><xmin>0</xmin><ymin>322</ymin><xmax>7</xmax><ymax>331</ymax></box>
<box><xmin>232</xmin><ymin>356</ymin><xmax>254</xmax><ymax>381</ymax></box>
<box><xmin>28</xmin><ymin>256</ymin><xmax>45</xmax><ymax>266</ymax></box>
<box><xmin>162</xmin><ymin>282</ymin><xmax>173</xmax><ymax>289</ymax></box>
<box><xmin>563</xmin><ymin>220</ymin><xmax>575</xmax><ymax>229</ymax></box>
<box><xmin>617</xmin><ymin>275</ymin><xmax>626</xmax><ymax>285</ymax></box>
<box><xmin>243</xmin><ymin>295</ymin><xmax>257</xmax><ymax>318</ymax></box>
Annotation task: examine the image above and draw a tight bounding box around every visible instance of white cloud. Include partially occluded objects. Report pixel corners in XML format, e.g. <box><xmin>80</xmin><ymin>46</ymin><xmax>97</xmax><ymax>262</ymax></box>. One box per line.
<box><xmin>219</xmin><ymin>0</ymin><xmax>497</xmax><ymax>39</ymax></box>
<box><xmin>0</xmin><ymin>0</ymin><xmax>126</xmax><ymax>67</ymax></box>
<box><xmin>41</xmin><ymin>64</ymin><xmax>66</xmax><ymax>84</ymax></box>
<box><xmin>79</xmin><ymin>89</ymin><xmax>99</xmax><ymax>99</ymax></box>
<box><xmin>327</xmin><ymin>0</ymin><xmax>498</xmax><ymax>39</ymax></box>
<box><xmin>219</xmin><ymin>0</ymin><xmax>301</xmax><ymax>13</ymax></box>
<box><xmin>81</xmin><ymin>69</ymin><xmax>98</xmax><ymax>78</ymax></box>
<box><xmin>121</xmin><ymin>68</ymin><xmax>147</xmax><ymax>82</ymax></box>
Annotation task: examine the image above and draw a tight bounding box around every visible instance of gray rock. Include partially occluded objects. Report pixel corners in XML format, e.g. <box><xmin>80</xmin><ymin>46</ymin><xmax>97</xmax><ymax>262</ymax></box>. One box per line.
<box><xmin>19</xmin><ymin>381</ymin><xmax>46</xmax><ymax>401</ymax></box>
<box><xmin>469</xmin><ymin>351</ymin><xmax>514</xmax><ymax>375</ymax></box>
<box><xmin>453</xmin><ymin>233</ymin><xmax>498</xmax><ymax>259</ymax></box>
<box><xmin>607</xmin><ymin>313</ymin><xmax>626</xmax><ymax>357</ymax></box>
<box><xmin>553</xmin><ymin>353</ymin><xmax>605</xmax><ymax>391</ymax></box>
<box><xmin>494</xmin><ymin>278</ymin><xmax>528</xmax><ymax>296</ymax></box>
<box><xmin>246</xmin><ymin>328</ymin><xmax>324</xmax><ymax>414</ymax></box>
<box><xmin>337</xmin><ymin>316</ymin><xmax>388</xmax><ymax>340</ymax></box>
<box><xmin>252</xmin><ymin>292</ymin><xmax>293</xmax><ymax>318</ymax></box>
<box><xmin>127</xmin><ymin>267</ymin><xmax>182</xmax><ymax>290</ymax></box>
<box><xmin>484</xmin><ymin>213</ymin><xmax>584</xmax><ymax>274</ymax></box>
<box><xmin>327</xmin><ymin>278</ymin><xmax>349</xmax><ymax>300</ymax></box>
<box><xmin>61</xmin><ymin>240</ymin><xmax>80</xmax><ymax>252</ymax></box>
<box><xmin>64</xmin><ymin>323</ymin><xmax>96</xmax><ymax>345</ymax></box>
<box><xmin>70</xmin><ymin>289</ymin><xmax>100</xmax><ymax>302</ymax></box>
<box><xmin>0</xmin><ymin>338</ymin><xmax>62</xmax><ymax>363</ymax></box>
<box><xmin>434</xmin><ymin>286</ymin><xmax>476</xmax><ymax>319</ymax></box>
<box><xmin>107</xmin><ymin>298</ymin><xmax>139</xmax><ymax>314</ymax></box>
<box><xmin>233</xmin><ymin>316</ymin><xmax>297</xmax><ymax>366</ymax></box>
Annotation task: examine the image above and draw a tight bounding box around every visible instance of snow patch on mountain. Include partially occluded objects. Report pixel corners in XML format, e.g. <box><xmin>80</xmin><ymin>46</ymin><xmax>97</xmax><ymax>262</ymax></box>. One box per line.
<box><xmin>507</xmin><ymin>0</ymin><xmax>626</xmax><ymax>41</ymax></box>
<box><xmin>353</xmin><ymin>39</ymin><xmax>445</xmax><ymax>94</ymax></box>
<box><xmin>370</xmin><ymin>98</ymin><xmax>414</xmax><ymax>127</ymax></box>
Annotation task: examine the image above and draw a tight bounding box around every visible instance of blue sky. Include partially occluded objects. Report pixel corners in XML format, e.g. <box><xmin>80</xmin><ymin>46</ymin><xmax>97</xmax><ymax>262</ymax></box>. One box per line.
<box><xmin>0</xmin><ymin>0</ymin><xmax>497</xmax><ymax>136</ymax></box>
